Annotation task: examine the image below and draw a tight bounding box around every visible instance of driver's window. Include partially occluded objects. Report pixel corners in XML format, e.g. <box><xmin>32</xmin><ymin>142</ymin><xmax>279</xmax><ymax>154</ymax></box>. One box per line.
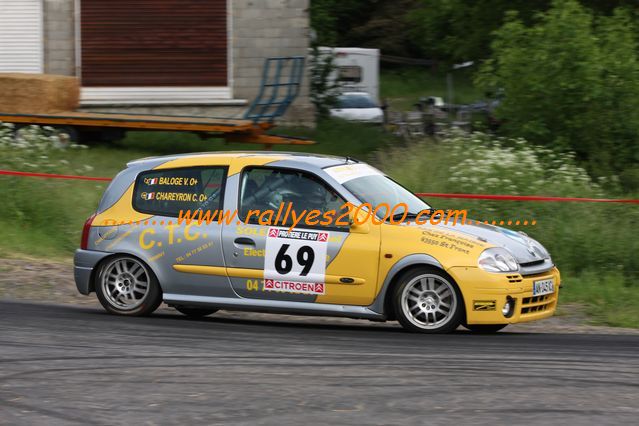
<box><xmin>239</xmin><ymin>167</ymin><xmax>347</xmax><ymax>229</ymax></box>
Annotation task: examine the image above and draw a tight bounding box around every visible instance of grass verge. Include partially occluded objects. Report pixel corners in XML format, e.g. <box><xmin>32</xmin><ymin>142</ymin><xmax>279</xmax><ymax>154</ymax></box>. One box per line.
<box><xmin>560</xmin><ymin>272</ymin><xmax>639</xmax><ymax>328</ymax></box>
<box><xmin>118</xmin><ymin>118</ymin><xmax>394</xmax><ymax>158</ymax></box>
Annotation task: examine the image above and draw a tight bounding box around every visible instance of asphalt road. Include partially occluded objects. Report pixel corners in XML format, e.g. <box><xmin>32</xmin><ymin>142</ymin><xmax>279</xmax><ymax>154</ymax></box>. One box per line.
<box><xmin>1</xmin><ymin>300</ymin><xmax>638</xmax><ymax>426</ymax></box>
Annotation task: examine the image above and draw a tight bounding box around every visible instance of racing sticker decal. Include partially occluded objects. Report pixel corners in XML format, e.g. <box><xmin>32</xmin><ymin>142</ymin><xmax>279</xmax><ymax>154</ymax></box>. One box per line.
<box><xmin>140</xmin><ymin>192</ymin><xmax>207</xmax><ymax>202</ymax></box>
<box><xmin>264</xmin><ymin>228</ymin><xmax>328</xmax><ymax>294</ymax></box>
<box><xmin>144</xmin><ymin>176</ymin><xmax>199</xmax><ymax>186</ymax></box>
<box><xmin>420</xmin><ymin>229</ymin><xmax>487</xmax><ymax>254</ymax></box>
<box><xmin>325</xmin><ymin>163</ymin><xmax>382</xmax><ymax>183</ymax></box>
<box><xmin>263</xmin><ymin>280</ymin><xmax>325</xmax><ymax>295</ymax></box>
<box><xmin>473</xmin><ymin>300</ymin><xmax>497</xmax><ymax>311</ymax></box>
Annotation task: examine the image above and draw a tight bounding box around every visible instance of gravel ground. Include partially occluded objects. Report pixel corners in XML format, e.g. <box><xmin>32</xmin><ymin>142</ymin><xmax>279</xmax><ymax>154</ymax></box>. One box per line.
<box><xmin>1</xmin><ymin>257</ymin><xmax>638</xmax><ymax>335</ymax></box>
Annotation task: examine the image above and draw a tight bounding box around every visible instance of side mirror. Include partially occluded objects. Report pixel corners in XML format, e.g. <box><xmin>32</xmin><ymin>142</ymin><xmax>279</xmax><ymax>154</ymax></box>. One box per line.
<box><xmin>349</xmin><ymin>209</ymin><xmax>370</xmax><ymax>234</ymax></box>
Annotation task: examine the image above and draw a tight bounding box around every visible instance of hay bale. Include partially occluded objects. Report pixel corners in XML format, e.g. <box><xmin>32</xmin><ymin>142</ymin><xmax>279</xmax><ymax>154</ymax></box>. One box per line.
<box><xmin>0</xmin><ymin>73</ymin><xmax>79</xmax><ymax>114</ymax></box>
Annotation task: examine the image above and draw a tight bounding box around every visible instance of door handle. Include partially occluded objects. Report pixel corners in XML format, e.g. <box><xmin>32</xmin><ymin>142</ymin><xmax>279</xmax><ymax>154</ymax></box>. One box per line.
<box><xmin>234</xmin><ymin>237</ymin><xmax>256</xmax><ymax>246</ymax></box>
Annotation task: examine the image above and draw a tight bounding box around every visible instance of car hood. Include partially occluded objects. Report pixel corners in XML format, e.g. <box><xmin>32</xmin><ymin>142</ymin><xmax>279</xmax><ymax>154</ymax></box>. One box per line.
<box><xmin>416</xmin><ymin>220</ymin><xmax>553</xmax><ymax>272</ymax></box>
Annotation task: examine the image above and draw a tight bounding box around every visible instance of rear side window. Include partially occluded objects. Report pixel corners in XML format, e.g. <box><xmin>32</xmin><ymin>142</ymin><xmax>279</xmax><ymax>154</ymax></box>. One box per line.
<box><xmin>133</xmin><ymin>167</ymin><xmax>226</xmax><ymax>217</ymax></box>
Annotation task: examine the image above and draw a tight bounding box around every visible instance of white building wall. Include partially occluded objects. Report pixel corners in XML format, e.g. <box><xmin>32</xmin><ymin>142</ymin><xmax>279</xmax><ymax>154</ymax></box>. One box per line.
<box><xmin>0</xmin><ymin>0</ymin><xmax>44</xmax><ymax>73</ymax></box>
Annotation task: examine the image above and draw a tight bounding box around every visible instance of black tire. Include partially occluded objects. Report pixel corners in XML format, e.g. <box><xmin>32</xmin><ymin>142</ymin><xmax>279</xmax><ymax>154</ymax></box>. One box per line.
<box><xmin>95</xmin><ymin>255</ymin><xmax>162</xmax><ymax>316</ymax></box>
<box><xmin>464</xmin><ymin>324</ymin><xmax>508</xmax><ymax>333</ymax></box>
<box><xmin>392</xmin><ymin>266</ymin><xmax>464</xmax><ymax>334</ymax></box>
<box><xmin>174</xmin><ymin>306</ymin><xmax>218</xmax><ymax>318</ymax></box>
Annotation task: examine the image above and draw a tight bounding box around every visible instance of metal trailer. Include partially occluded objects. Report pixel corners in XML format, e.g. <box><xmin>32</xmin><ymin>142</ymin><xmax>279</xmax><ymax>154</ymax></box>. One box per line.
<box><xmin>0</xmin><ymin>57</ymin><xmax>314</xmax><ymax>148</ymax></box>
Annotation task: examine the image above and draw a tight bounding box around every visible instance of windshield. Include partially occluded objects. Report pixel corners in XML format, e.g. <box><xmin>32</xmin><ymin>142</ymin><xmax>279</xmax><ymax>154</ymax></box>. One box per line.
<box><xmin>342</xmin><ymin>174</ymin><xmax>431</xmax><ymax>219</ymax></box>
<box><xmin>337</xmin><ymin>94</ymin><xmax>377</xmax><ymax>109</ymax></box>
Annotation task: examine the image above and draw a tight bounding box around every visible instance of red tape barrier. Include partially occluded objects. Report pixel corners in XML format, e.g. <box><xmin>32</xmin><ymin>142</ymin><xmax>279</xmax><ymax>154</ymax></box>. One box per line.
<box><xmin>0</xmin><ymin>169</ymin><xmax>112</xmax><ymax>182</ymax></box>
<box><xmin>414</xmin><ymin>192</ymin><xmax>639</xmax><ymax>204</ymax></box>
<box><xmin>1</xmin><ymin>169</ymin><xmax>637</xmax><ymax>204</ymax></box>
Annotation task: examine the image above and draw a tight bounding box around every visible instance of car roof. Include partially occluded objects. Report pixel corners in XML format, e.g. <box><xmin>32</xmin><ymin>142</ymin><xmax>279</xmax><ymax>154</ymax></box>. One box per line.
<box><xmin>127</xmin><ymin>151</ymin><xmax>352</xmax><ymax>170</ymax></box>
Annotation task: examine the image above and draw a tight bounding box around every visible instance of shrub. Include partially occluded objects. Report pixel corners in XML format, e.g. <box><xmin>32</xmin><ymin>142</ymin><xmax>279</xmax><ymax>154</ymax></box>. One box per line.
<box><xmin>309</xmin><ymin>45</ymin><xmax>341</xmax><ymax>118</ymax></box>
<box><xmin>476</xmin><ymin>0</ymin><xmax>639</xmax><ymax>186</ymax></box>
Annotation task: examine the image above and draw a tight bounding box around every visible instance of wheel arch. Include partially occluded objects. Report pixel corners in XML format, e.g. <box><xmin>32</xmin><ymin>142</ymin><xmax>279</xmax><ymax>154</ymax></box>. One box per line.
<box><xmin>368</xmin><ymin>254</ymin><xmax>447</xmax><ymax>319</ymax></box>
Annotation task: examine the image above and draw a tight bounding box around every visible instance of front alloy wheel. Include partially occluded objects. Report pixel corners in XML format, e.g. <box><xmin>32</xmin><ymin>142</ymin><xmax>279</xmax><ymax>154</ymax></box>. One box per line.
<box><xmin>393</xmin><ymin>267</ymin><xmax>463</xmax><ymax>333</ymax></box>
<box><xmin>96</xmin><ymin>256</ymin><xmax>162</xmax><ymax>316</ymax></box>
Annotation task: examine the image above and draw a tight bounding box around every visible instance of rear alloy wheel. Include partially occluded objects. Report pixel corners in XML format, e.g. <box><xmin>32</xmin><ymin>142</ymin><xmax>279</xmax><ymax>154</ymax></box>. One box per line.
<box><xmin>96</xmin><ymin>256</ymin><xmax>162</xmax><ymax>316</ymax></box>
<box><xmin>465</xmin><ymin>324</ymin><xmax>508</xmax><ymax>333</ymax></box>
<box><xmin>174</xmin><ymin>306</ymin><xmax>218</xmax><ymax>318</ymax></box>
<box><xmin>393</xmin><ymin>267</ymin><xmax>463</xmax><ymax>333</ymax></box>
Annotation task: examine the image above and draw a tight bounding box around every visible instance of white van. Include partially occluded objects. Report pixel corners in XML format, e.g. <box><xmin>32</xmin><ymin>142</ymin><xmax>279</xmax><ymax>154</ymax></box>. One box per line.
<box><xmin>319</xmin><ymin>47</ymin><xmax>380</xmax><ymax>102</ymax></box>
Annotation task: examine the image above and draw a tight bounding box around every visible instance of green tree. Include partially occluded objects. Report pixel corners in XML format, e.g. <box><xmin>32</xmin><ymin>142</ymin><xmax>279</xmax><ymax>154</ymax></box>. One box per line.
<box><xmin>310</xmin><ymin>0</ymin><xmax>424</xmax><ymax>57</ymax></box>
<box><xmin>310</xmin><ymin>0</ymin><xmax>339</xmax><ymax>46</ymax></box>
<box><xmin>309</xmin><ymin>45</ymin><xmax>340</xmax><ymax>118</ymax></box>
<box><xmin>476</xmin><ymin>0</ymin><xmax>639</xmax><ymax>185</ymax></box>
<box><xmin>405</xmin><ymin>0</ymin><xmax>638</xmax><ymax>63</ymax></box>
<box><xmin>408</xmin><ymin>0</ymin><xmax>552</xmax><ymax>63</ymax></box>
<box><xmin>310</xmin><ymin>0</ymin><xmax>372</xmax><ymax>47</ymax></box>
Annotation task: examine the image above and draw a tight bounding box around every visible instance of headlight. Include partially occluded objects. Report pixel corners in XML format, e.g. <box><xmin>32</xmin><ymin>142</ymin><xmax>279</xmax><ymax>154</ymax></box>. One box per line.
<box><xmin>478</xmin><ymin>247</ymin><xmax>519</xmax><ymax>273</ymax></box>
<box><xmin>529</xmin><ymin>239</ymin><xmax>551</xmax><ymax>260</ymax></box>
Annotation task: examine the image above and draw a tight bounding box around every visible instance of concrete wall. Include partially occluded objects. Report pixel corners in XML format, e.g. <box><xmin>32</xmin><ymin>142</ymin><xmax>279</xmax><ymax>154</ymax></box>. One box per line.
<box><xmin>41</xmin><ymin>0</ymin><xmax>314</xmax><ymax>125</ymax></box>
<box><xmin>43</xmin><ymin>0</ymin><xmax>76</xmax><ymax>76</ymax></box>
<box><xmin>231</xmin><ymin>0</ymin><xmax>313</xmax><ymax>124</ymax></box>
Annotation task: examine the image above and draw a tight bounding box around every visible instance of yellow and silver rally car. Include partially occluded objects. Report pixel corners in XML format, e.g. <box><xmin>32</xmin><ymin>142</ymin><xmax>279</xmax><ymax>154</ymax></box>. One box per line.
<box><xmin>74</xmin><ymin>152</ymin><xmax>560</xmax><ymax>333</ymax></box>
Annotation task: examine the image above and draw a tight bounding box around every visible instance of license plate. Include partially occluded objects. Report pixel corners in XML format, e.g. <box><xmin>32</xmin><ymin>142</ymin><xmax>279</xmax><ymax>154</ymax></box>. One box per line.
<box><xmin>533</xmin><ymin>279</ymin><xmax>555</xmax><ymax>296</ymax></box>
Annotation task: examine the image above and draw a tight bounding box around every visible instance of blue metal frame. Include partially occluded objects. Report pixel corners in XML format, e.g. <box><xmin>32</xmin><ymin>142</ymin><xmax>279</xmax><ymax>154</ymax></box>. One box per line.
<box><xmin>243</xmin><ymin>56</ymin><xmax>305</xmax><ymax>123</ymax></box>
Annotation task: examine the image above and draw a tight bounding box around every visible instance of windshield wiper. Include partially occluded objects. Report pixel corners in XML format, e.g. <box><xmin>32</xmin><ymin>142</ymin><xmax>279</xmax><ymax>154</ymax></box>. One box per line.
<box><xmin>389</xmin><ymin>211</ymin><xmax>427</xmax><ymax>222</ymax></box>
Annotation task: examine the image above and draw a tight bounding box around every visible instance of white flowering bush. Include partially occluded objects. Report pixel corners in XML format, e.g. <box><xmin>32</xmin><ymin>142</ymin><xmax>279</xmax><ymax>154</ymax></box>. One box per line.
<box><xmin>443</xmin><ymin>130</ymin><xmax>602</xmax><ymax>197</ymax></box>
<box><xmin>375</xmin><ymin>130</ymin><xmax>602</xmax><ymax>205</ymax></box>
<box><xmin>0</xmin><ymin>122</ymin><xmax>89</xmax><ymax>174</ymax></box>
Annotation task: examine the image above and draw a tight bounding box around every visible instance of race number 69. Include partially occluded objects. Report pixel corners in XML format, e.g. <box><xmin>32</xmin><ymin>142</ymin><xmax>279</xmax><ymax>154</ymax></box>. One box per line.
<box><xmin>265</xmin><ymin>228</ymin><xmax>328</xmax><ymax>283</ymax></box>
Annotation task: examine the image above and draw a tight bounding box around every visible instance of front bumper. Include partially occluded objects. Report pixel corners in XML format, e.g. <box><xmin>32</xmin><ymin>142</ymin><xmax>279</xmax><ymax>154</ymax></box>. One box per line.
<box><xmin>448</xmin><ymin>266</ymin><xmax>561</xmax><ymax>325</ymax></box>
<box><xmin>73</xmin><ymin>249</ymin><xmax>112</xmax><ymax>295</ymax></box>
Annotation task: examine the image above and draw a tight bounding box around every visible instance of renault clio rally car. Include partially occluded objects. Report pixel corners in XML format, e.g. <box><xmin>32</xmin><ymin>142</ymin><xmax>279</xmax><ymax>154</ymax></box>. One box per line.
<box><xmin>74</xmin><ymin>152</ymin><xmax>560</xmax><ymax>333</ymax></box>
